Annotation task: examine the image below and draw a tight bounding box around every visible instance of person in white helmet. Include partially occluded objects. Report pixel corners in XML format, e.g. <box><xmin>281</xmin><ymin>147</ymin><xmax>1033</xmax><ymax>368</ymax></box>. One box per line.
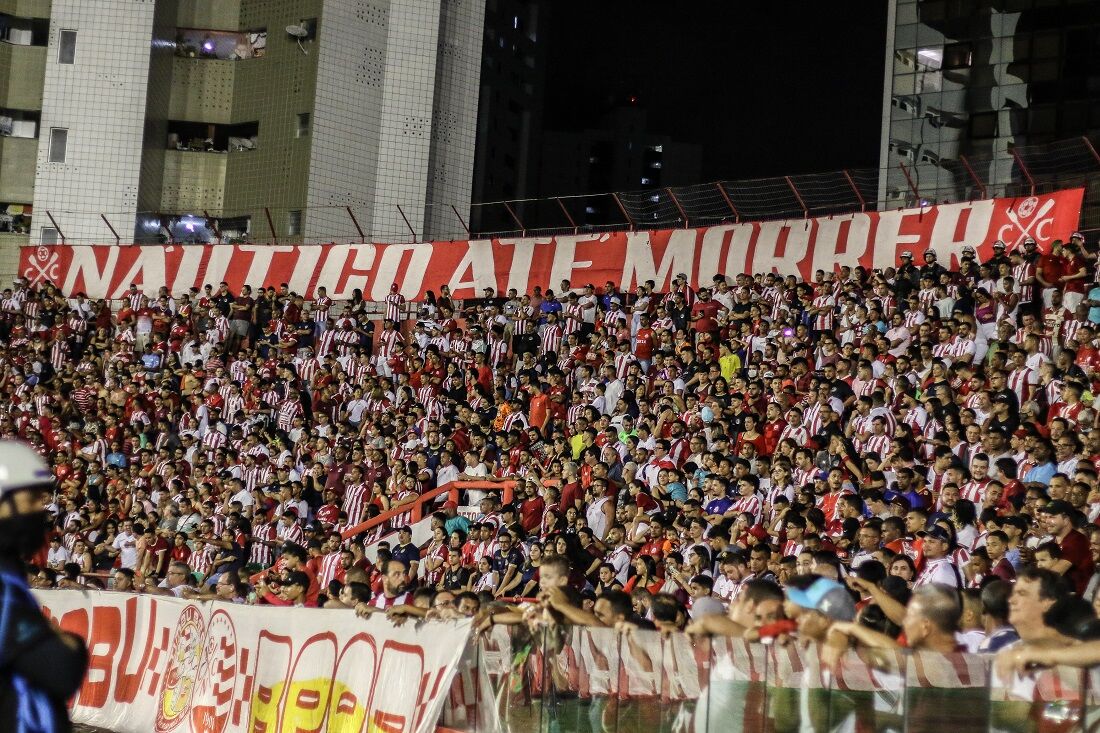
<box><xmin>0</xmin><ymin>440</ymin><xmax>87</xmax><ymax>733</ymax></box>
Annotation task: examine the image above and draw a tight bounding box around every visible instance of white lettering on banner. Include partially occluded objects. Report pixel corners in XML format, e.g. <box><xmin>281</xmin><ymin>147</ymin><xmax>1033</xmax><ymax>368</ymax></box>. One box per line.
<box><xmin>811</xmin><ymin>214</ymin><xmax>873</xmax><ymax>274</ymax></box>
<box><xmin>871</xmin><ymin>208</ymin><xmax>924</xmax><ymax>271</ymax></box>
<box><xmin>548</xmin><ymin>233</ymin><xmax>601</xmax><ymax>287</ymax></box>
<box><xmin>204</xmin><ymin>245</ymin><xmax>237</xmax><ymax>293</ymax></box>
<box><xmin>317</xmin><ymin>244</ymin><xmax>375</xmax><ymax>299</ymax></box>
<box><xmin>172</xmin><ymin>245</ymin><xmax>205</xmax><ymax>296</ymax></box>
<box><xmin>288</xmin><ymin>244</ymin><xmax>325</xmax><ymax>296</ymax></box>
<box><xmin>34</xmin><ymin>589</ymin><xmax>471</xmax><ymax>733</ymax></box>
<box><xmin>694</xmin><ymin>224</ymin><xmax>737</xmax><ymax>285</ymax></box>
<box><xmin>499</xmin><ymin>236</ymin><xmax>550</xmax><ymax>295</ymax></box>
<box><xmin>111</xmin><ymin>246</ymin><xmax>167</xmax><ymax>299</ymax></box>
<box><xmin>721</xmin><ymin>223</ymin><xmax>755</xmax><ymax>277</ymax></box>
<box><xmin>926</xmin><ymin>199</ymin><xmax>996</xmax><ymax>267</ymax></box>
<box><xmin>238</xmin><ymin>245</ymin><xmax>296</xmax><ymax>291</ymax></box>
<box><xmin>622</xmin><ymin>229</ymin><xmax>697</xmax><ymax>290</ymax></box>
<box><xmin>371</xmin><ymin>243</ymin><xmax>433</xmax><ymax>300</ymax></box>
<box><xmin>61</xmin><ymin>245</ymin><xmax>119</xmax><ymax>297</ymax></box>
<box><xmin>20</xmin><ymin>190</ymin><xmax>1085</xmax><ymax>299</ymax></box>
<box><xmin>448</xmin><ymin>240</ymin><xmax>496</xmax><ymax>294</ymax></box>
<box><xmin>754</xmin><ymin>219</ymin><xmax>811</xmax><ymax>275</ymax></box>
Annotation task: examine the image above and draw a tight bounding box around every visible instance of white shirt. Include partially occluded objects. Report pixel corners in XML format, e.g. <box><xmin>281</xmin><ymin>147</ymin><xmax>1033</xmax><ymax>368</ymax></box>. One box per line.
<box><xmin>112</xmin><ymin>531</ymin><xmax>141</xmax><ymax>569</ymax></box>
<box><xmin>47</xmin><ymin>545</ymin><xmax>72</xmax><ymax>570</ymax></box>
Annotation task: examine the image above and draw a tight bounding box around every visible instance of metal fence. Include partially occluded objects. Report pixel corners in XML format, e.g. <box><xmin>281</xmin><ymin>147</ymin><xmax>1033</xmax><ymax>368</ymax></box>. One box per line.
<box><xmin>469</xmin><ymin>135</ymin><xmax>1100</xmax><ymax>240</ymax></box>
<box><xmin>7</xmin><ymin>136</ymin><xmax>1100</xmax><ymax>247</ymax></box>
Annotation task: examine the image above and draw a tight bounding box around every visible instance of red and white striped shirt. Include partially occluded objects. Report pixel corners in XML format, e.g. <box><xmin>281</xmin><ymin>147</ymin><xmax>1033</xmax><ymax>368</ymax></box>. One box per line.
<box><xmin>249</xmin><ymin>523</ymin><xmax>276</xmax><ymax>567</ymax></box>
<box><xmin>540</xmin><ymin>323</ymin><xmax>563</xmax><ymax>355</ymax></box>
<box><xmin>384</xmin><ymin>293</ymin><xmax>405</xmax><ymax>323</ymax></box>
<box><xmin>342</xmin><ymin>483</ymin><xmax>370</xmax><ymax>526</ymax></box>
<box><xmin>1007</xmin><ymin>367</ymin><xmax>1037</xmax><ymax>405</ymax></box>
<box><xmin>313</xmin><ymin>296</ymin><xmax>332</xmax><ymax>324</ymax></box>
<box><xmin>276</xmin><ymin>399</ymin><xmax>304</xmax><ymax>431</ymax></box>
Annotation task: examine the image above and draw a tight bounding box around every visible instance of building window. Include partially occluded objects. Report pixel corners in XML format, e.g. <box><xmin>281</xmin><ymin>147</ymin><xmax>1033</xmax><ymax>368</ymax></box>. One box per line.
<box><xmin>41</xmin><ymin>227</ymin><xmax>58</xmax><ymax>245</ymax></box>
<box><xmin>296</xmin><ymin>113</ymin><xmax>310</xmax><ymax>138</ymax></box>
<box><xmin>288</xmin><ymin>210</ymin><xmax>302</xmax><ymax>236</ymax></box>
<box><xmin>48</xmin><ymin>128</ymin><xmax>67</xmax><ymax>163</ymax></box>
<box><xmin>942</xmin><ymin>42</ymin><xmax>972</xmax><ymax>70</ymax></box>
<box><xmin>58</xmin><ymin>30</ymin><xmax>76</xmax><ymax>64</ymax></box>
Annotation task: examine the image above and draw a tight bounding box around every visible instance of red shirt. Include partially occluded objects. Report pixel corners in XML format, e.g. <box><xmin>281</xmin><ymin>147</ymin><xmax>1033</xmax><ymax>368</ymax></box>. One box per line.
<box><xmin>529</xmin><ymin>393</ymin><xmax>550</xmax><ymax>431</ymax></box>
<box><xmin>519</xmin><ymin>496</ymin><xmax>545</xmax><ymax>532</ymax></box>
<box><xmin>691</xmin><ymin>300</ymin><xmax>721</xmax><ymax>333</ymax></box>
<box><xmin>1059</xmin><ymin>529</ymin><xmax>1092</xmax><ymax>594</ymax></box>
<box><xmin>559</xmin><ymin>481</ymin><xmax>582</xmax><ymax>512</ymax></box>
<box><xmin>1039</xmin><ymin>254</ymin><xmax>1065</xmax><ymax>287</ymax></box>
<box><xmin>1062</xmin><ymin>255</ymin><xmax>1087</xmax><ymax>293</ymax></box>
<box><xmin>634</xmin><ymin>328</ymin><xmax>655</xmax><ymax>360</ymax></box>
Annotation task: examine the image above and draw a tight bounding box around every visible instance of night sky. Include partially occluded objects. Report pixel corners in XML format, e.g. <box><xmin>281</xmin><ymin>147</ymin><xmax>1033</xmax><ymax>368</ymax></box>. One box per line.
<box><xmin>541</xmin><ymin>1</ymin><xmax>889</xmax><ymax>184</ymax></box>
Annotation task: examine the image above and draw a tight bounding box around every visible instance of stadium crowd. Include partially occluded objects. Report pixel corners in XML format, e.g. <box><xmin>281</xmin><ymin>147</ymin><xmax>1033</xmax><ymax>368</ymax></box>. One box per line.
<box><xmin>10</xmin><ymin>231</ymin><xmax>1100</xmax><ymax>673</ymax></box>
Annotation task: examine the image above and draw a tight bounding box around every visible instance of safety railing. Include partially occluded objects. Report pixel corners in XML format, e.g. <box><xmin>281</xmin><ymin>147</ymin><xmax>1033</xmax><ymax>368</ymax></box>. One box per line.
<box><xmin>14</xmin><ymin>135</ymin><xmax>1100</xmax><ymax>246</ymax></box>
<box><xmin>341</xmin><ymin>480</ymin><xmax>518</xmax><ymax>541</ymax></box>
<box><xmin>442</xmin><ymin>624</ymin><xmax>1099</xmax><ymax>733</ymax></box>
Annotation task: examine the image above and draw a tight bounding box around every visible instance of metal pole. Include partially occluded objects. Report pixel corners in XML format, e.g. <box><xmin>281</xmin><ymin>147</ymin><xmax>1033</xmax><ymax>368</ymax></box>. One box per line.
<box><xmin>611</xmin><ymin>193</ymin><xmax>633</xmax><ymax>230</ymax></box>
<box><xmin>450</xmin><ymin>205</ymin><xmax>471</xmax><ymax>236</ymax></box>
<box><xmin>100</xmin><ymin>214</ymin><xmax>120</xmax><ymax>246</ymax></box>
<box><xmin>345</xmin><ymin>206</ymin><xmax>365</xmax><ymax>242</ymax></box>
<box><xmin>202</xmin><ymin>210</ymin><xmax>222</xmax><ymax>243</ymax></box>
<box><xmin>959</xmin><ymin>156</ymin><xmax>987</xmax><ymax>199</ymax></box>
<box><xmin>785</xmin><ymin>176</ymin><xmax>809</xmax><ymax>218</ymax></box>
<box><xmin>1082</xmin><ymin>136</ymin><xmax>1100</xmax><ymax>167</ymax></box>
<box><xmin>715</xmin><ymin>183</ymin><xmax>740</xmax><ymax>223</ymax></box>
<box><xmin>842</xmin><ymin>170</ymin><xmax>866</xmax><ymax>211</ymax></box>
<box><xmin>1010</xmin><ymin>148</ymin><xmax>1035</xmax><ymax>196</ymax></box>
<box><xmin>395</xmin><ymin>204</ymin><xmax>417</xmax><ymax>241</ymax></box>
<box><xmin>264</xmin><ymin>207</ymin><xmax>278</xmax><ymax>244</ymax></box>
<box><xmin>45</xmin><ymin>210</ymin><xmax>65</xmax><ymax>245</ymax></box>
<box><xmin>898</xmin><ymin>162</ymin><xmax>921</xmax><ymax>200</ymax></box>
<box><xmin>666</xmin><ymin>188</ymin><xmax>689</xmax><ymax>227</ymax></box>
<box><xmin>502</xmin><ymin>201</ymin><xmax>526</xmax><ymax>236</ymax></box>
<box><xmin>555</xmin><ymin>197</ymin><xmax>579</xmax><ymax>234</ymax></box>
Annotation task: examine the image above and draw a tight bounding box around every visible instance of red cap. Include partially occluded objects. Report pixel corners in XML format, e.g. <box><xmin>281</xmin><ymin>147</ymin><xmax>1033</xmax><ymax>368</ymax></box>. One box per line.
<box><xmin>442</xmin><ymin>501</ymin><xmax>458</xmax><ymax>510</ymax></box>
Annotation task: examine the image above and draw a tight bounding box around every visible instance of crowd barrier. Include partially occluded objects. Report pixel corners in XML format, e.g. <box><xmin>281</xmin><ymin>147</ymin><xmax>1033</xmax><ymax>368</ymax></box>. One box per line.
<box><xmin>444</xmin><ymin>624</ymin><xmax>1099</xmax><ymax>733</ymax></box>
<box><xmin>19</xmin><ymin>189</ymin><xmax>1085</xmax><ymax>299</ymax></box>
<box><xmin>29</xmin><ymin>586</ymin><xmax>1100</xmax><ymax>733</ymax></box>
<box><xmin>34</xmin><ymin>589</ymin><xmax>472</xmax><ymax>733</ymax></box>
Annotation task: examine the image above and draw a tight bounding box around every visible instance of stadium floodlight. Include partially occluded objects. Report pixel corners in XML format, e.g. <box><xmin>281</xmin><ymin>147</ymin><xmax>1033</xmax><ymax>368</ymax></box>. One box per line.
<box><xmin>286</xmin><ymin>24</ymin><xmax>309</xmax><ymax>55</ymax></box>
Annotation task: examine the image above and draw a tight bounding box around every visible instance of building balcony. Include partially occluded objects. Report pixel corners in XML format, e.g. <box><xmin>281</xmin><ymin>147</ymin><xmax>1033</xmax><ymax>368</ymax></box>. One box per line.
<box><xmin>0</xmin><ymin>41</ymin><xmax>45</xmax><ymax>110</ymax></box>
<box><xmin>175</xmin><ymin>0</ymin><xmax>243</xmax><ymax>32</ymax></box>
<box><xmin>160</xmin><ymin>148</ymin><xmax>228</xmax><ymax>212</ymax></box>
<box><xmin>0</xmin><ymin>135</ymin><xmax>37</xmax><ymax>202</ymax></box>
<box><xmin>0</xmin><ymin>1</ymin><xmax>50</xmax><ymax>19</ymax></box>
<box><xmin>168</xmin><ymin>57</ymin><xmax>239</xmax><ymax>125</ymax></box>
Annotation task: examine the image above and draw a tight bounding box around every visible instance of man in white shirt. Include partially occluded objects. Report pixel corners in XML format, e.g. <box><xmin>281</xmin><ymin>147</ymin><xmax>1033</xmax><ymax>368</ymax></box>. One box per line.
<box><xmin>111</xmin><ymin>519</ymin><xmax>141</xmax><ymax>570</ymax></box>
<box><xmin>436</xmin><ymin>450</ymin><xmax>461</xmax><ymax>487</ymax></box>
<box><xmin>46</xmin><ymin>537</ymin><xmax>71</xmax><ymax>571</ymax></box>
<box><xmin>913</xmin><ymin>526</ymin><xmax>962</xmax><ymax>589</ymax></box>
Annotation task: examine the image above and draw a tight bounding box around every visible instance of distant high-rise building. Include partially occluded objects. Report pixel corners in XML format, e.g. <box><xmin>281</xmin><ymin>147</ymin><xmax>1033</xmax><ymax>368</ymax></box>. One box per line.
<box><xmin>539</xmin><ymin>104</ymin><xmax>702</xmax><ymax>227</ymax></box>
<box><xmin>469</xmin><ymin>0</ymin><xmax>546</xmax><ymax>236</ymax></box>
<box><xmin>0</xmin><ymin>0</ymin><xmax>485</xmax><ymax>281</ymax></box>
<box><xmin>878</xmin><ymin>0</ymin><xmax>1100</xmax><ymax>208</ymax></box>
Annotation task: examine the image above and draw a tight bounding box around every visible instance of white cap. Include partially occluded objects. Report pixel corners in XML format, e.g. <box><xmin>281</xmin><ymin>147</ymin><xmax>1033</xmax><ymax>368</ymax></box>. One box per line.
<box><xmin>0</xmin><ymin>441</ymin><xmax>53</xmax><ymax>500</ymax></box>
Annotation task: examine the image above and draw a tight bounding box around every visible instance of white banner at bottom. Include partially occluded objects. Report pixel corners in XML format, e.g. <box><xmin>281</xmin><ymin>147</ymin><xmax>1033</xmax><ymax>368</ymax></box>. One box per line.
<box><xmin>33</xmin><ymin>590</ymin><xmax>472</xmax><ymax>733</ymax></box>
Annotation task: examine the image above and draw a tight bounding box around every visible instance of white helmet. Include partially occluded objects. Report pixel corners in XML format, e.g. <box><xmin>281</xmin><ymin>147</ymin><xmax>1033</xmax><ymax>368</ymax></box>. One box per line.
<box><xmin>0</xmin><ymin>441</ymin><xmax>54</xmax><ymax>500</ymax></box>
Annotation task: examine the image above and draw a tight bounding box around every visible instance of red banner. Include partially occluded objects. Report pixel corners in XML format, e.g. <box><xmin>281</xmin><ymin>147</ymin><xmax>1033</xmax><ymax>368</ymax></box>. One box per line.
<box><xmin>19</xmin><ymin>190</ymin><xmax>1084</xmax><ymax>300</ymax></box>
